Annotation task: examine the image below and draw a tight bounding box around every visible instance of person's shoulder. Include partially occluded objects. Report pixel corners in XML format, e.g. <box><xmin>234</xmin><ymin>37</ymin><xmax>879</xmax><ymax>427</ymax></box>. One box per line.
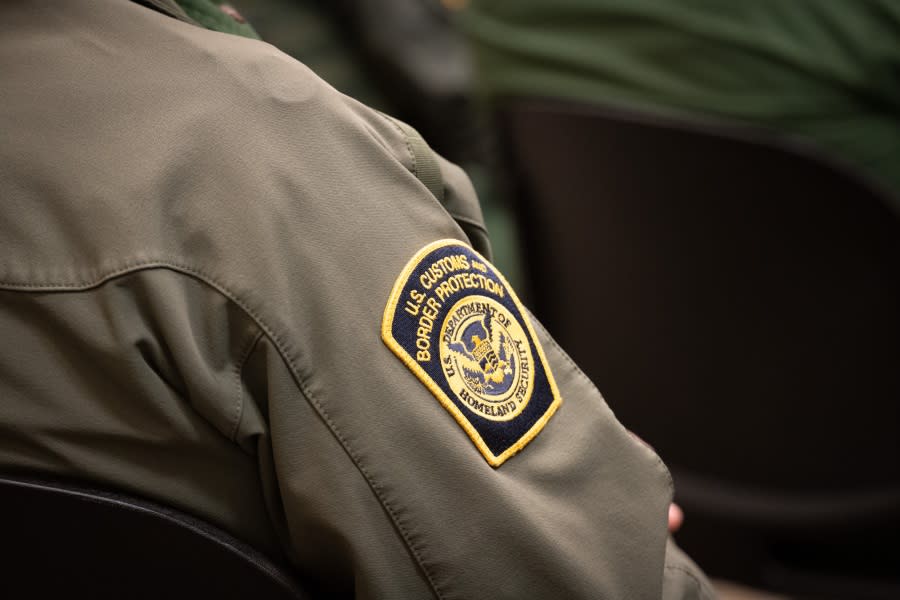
<box><xmin>136</xmin><ymin>6</ymin><xmax>336</xmax><ymax>113</ymax></box>
<box><xmin>110</xmin><ymin>1</ymin><xmax>404</xmax><ymax>155</ymax></box>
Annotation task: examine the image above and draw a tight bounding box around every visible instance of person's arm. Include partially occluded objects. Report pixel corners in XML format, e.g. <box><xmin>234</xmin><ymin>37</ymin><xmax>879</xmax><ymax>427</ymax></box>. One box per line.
<box><xmin>232</xmin><ymin>105</ymin><xmax>713</xmax><ymax>596</ymax></box>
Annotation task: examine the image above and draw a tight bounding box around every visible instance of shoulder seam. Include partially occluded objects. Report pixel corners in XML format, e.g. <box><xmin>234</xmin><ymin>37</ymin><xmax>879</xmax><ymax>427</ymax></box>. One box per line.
<box><xmin>375</xmin><ymin>110</ymin><xmax>418</xmax><ymax>179</ymax></box>
<box><xmin>376</xmin><ymin>112</ymin><xmax>445</xmax><ymax>203</ymax></box>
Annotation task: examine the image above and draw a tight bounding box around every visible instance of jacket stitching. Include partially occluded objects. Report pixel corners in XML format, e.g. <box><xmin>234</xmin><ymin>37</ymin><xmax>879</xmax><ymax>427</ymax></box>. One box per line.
<box><xmin>233</xmin><ymin>329</ymin><xmax>265</xmax><ymax>442</ymax></box>
<box><xmin>376</xmin><ymin>110</ymin><xmax>418</xmax><ymax>180</ymax></box>
<box><xmin>371</xmin><ymin>111</ymin><xmax>489</xmax><ymax>242</ymax></box>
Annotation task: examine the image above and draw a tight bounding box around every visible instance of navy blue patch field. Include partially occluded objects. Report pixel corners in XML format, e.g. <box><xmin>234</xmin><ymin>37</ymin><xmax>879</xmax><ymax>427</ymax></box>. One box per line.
<box><xmin>382</xmin><ymin>239</ymin><xmax>562</xmax><ymax>466</ymax></box>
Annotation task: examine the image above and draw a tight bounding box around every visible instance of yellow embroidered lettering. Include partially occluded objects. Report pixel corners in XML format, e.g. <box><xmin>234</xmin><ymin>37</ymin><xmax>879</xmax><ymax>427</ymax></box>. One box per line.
<box><xmin>430</xmin><ymin>262</ymin><xmax>445</xmax><ymax>280</ymax></box>
<box><xmin>420</xmin><ymin>270</ymin><xmax>436</xmax><ymax>290</ymax></box>
<box><xmin>422</xmin><ymin>301</ymin><xmax>439</xmax><ymax>320</ymax></box>
<box><xmin>436</xmin><ymin>280</ymin><xmax>453</xmax><ymax>301</ymax></box>
<box><xmin>415</xmin><ymin>308</ymin><xmax>437</xmax><ymax>362</ymax></box>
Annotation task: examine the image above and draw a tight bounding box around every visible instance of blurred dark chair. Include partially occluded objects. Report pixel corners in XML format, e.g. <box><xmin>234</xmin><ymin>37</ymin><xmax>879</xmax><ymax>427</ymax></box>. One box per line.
<box><xmin>0</xmin><ymin>473</ymin><xmax>308</xmax><ymax>599</ymax></box>
<box><xmin>497</xmin><ymin>99</ymin><xmax>900</xmax><ymax>599</ymax></box>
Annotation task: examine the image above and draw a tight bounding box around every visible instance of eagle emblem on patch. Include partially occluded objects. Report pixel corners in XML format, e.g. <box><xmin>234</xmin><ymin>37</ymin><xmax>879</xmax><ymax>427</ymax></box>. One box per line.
<box><xmin>382</xmin><ymin>239</ymin><xmax>562</xmax><ymax>466</ymax></box>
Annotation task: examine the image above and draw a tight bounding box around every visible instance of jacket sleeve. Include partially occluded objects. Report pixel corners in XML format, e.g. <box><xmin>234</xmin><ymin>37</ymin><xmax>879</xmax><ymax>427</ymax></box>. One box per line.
<box><xmin>229</xmin><ymin>87</ymin><xmax>713</xmax><ymax>598</ymax></box>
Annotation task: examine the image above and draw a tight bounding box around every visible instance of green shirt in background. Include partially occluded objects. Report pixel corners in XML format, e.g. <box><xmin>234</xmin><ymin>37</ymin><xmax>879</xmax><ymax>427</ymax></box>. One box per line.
<box><xmin>176</xmin><ymin>0</ymin><xmax>260</xmax><ymax>40</ymax></box>
<box><xmin>462</xmin><ymin>0</ymin><xmax>900</xmax><ymax>196</ymax></box>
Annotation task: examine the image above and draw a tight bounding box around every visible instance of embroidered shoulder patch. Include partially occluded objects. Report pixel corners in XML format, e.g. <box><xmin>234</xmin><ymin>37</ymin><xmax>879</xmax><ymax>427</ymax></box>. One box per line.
<box><xmin>382</xmin><ymin>239</ymin><xmax>562</xmax><ymax>466</ymax></box>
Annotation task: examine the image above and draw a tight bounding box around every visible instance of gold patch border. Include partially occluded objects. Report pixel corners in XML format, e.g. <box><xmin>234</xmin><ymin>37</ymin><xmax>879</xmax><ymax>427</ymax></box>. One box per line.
<box><xmin>381</xmin><ymin>239</ymin><xmax>563</xmax><ymax>467</ymax></box>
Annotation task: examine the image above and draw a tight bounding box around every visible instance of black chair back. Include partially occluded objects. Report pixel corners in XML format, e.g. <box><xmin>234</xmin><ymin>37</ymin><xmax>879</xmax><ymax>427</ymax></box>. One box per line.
<box><xmin>0</xmin><ymin>474</ymin><xmax>309</xmax><ymax>599</ymax></box>
<box><xmin>498</xmin><ymin>99</ymin><xmax>900</xmax><ymax>597</ymax></box>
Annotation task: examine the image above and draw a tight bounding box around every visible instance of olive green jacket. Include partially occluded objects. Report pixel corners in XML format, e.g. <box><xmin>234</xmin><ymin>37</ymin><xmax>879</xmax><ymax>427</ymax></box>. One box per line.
<box><xmin>0</xmin><ymin>1</ymin><xmax>711</xmax><ymax>598</ymax></box>
<box><xmin>462</xmin><ymin>0</ymin><xmax>900</xmax><ymax>198</ymax></box>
